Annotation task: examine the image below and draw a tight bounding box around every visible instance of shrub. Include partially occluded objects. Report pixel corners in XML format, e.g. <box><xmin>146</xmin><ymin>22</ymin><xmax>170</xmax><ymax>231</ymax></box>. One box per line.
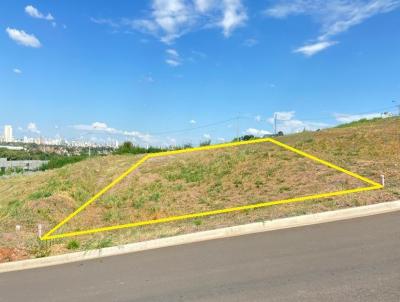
<box><xmin>96</xmin><ymin>238</ymin><xmax>113</xmax><ymax>249</ymax></box>
<box><xmin>66</xmin><ymin>240</ymin><xmax>80</xmax><ymax>250</ymax></box>
<box><xmin>114</xmin><ymin>141</ymin><xmax>167</xmax><ymax>155</ymax></box>
<box><xmin>40</xmin><ymin>155</ymin><xmax>87</xmax><ymax>171</ymax></box>
<box><xmin>28</xmin><ymin>239</ymin><xmax>51</xmax><ymax>258</ymax></box>
<box><xmin>193</xmin><ymin>219</ymin><xmax>202</xmax><ymax>226</ymax></box>
<box><xmin>232</xmin><ymin>135</ymin><xmax>256</xmax><ymax>142</ymax></box>
<box><xmin>199</xmin><ymin>140</ymin><xmax>211</xmax><ymax>146</ymax></box>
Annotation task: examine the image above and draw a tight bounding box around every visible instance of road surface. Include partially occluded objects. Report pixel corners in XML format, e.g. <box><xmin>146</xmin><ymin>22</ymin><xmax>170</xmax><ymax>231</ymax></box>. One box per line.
<box><xmin>1</xmin><ymin>211</ymin><xmax>399</xmax><ymax>301</ymax></box>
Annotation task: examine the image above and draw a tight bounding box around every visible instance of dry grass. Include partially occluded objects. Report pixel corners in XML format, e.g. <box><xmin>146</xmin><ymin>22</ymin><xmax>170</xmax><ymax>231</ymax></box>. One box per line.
<box><xmin>60</xmin><ymin>143</ymin><xmax>365</xmax><ymax>233</ymax></box>
<box><xmin>0</xmin><ymin>117</ymin><xmax>399</xmax><ymax>262</ymax></box>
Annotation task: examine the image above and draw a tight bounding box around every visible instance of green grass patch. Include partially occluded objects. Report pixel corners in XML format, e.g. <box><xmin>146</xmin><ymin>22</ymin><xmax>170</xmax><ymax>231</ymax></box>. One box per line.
<box><xmin>96</xmin><ymin>238</ymin><xmax>113</xmax><ymax>249</ymax></box>
<box><xmin>66</xmin><ymin>240</ymin><xmax>80</xmax><ymax>250</ymax></box>
<box><xmin>40</xmin><ymin>155</ymin><xmax>87</xmax><ymax>171</ymax></box>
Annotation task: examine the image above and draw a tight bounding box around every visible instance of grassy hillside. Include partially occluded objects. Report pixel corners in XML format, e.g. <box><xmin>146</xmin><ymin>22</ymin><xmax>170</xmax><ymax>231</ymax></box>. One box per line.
<box><xmin>0</xmin><ymin>117</ymin><xmax>399</xmax><ymax>262</ymax></box>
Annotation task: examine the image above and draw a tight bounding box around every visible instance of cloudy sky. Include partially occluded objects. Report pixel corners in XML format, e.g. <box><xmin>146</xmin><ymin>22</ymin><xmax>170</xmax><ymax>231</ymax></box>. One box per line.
<box><xmin>1</xmin><ymin>0</ymin><xmax>399</xmax><ymax>145</ymax></box>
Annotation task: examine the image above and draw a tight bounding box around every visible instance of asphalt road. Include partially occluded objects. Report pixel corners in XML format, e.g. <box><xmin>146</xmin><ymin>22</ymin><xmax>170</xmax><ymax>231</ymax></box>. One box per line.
<box><xmin>1</xmin><ymin>211</ymin><xmax>399</xmax><ymax>302</ymax></box>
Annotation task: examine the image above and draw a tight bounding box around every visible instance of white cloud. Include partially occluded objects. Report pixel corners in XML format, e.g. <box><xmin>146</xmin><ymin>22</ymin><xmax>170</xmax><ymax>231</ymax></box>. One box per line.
<box><xmin>90</xmin><ymin>17</ymin><xmax>119</xmax><ymax>28</ymax></box>
<box><xmin>333</xmin><ymin>112</ymin><xmax>383</xmax><ymax>123</ymax></box>
<box><xmin>166</xmin><ymin>48</ymin><xmax>179</xmax><ymax>57</ymax></box>
<box><xmin>13</xmin><ymin>68</ymin><xmax>22</xmax><ymax>74</ymax></box>
<box><xmin>276</xmin><ymin>119</ymin><xmax>328</xmax><ymax>133</ymax></box>
<box><xmin>128</xmin><ymin>19</ymin><xmax>158</xmax><ymax>33</ymax></box>
<box><xmin>294</xmin><ymin>40</ymin><xmax>337</xmax><ymax>56</ymax></box>
<box><xmin>254</xmin><ymin>115</ymin><xmax>261</xmax><ymax>122</ymax></box>
<box><xmin>27</xmin><ymin>122</ymin><xmax>40</xmax><ymax>134</ymax></box>
<box><xmin>74</xmin><ymin>122</ymin><xmax>115</xmax><ymax>133</ymax></box>
<box><xmin>272</xmin><ymin>111</ymin><xmax>295</xmax><ymax>121</ymax></box>
<box><xmin>72</xmin><ymin>122</ymin><xmax>152</xmax><ymax>143</ymax></box>
<box><xmin>123</xmin><ymin>0</ymin><xmax>247</xmax><ymax>43</ymax></box>
<box><xmin>265</xmin><ymin>0</ymin><xmax>400</xmax><ymax>55</ymax></box>
<box><xmin>268</xmin><ymin>111</ymin><xmax>329</xmax><ymax>133</ymax></box>
<box><xmin>219</xmin><ymin>0</ymin><xmax>247</xmax><ymax>37</ymax></box>
<box><xmin>245</xmin><ymin>128</ymin><xmax>271</xmax><ymax>136</ymax></box>
<box><xmin>132</xmin><ymin>0</ymin><xmax>194</xmax><ymax>43</ymax></box>
<box><xmin>189</xmin><ymin>119</ymin><xmax>197</xmax><ymax>124</ymax></box>
<box><xmin>25</xmin><ymin>5</ymin><xmax>54</xmax><ymax>22</ymax></box>
<box><xmin>6</xmin><ymin>27</ymin><xmax>41</xmax><ymax>48</ymax></box>
<box><xmin>195</xmin><ymin>0</ymin><xmax>216</xmax><ymax>12</ymax></box>
<box><xmin>203</xmin><ymin>133</ymin><xmax>211</xmax><ymax>139</ymax></box>
<box><xmin>265</xmin><ymin>2</ymin><xmax>306</xmax><ymax>18</ymax></box>
<box><xmin>217</xmin><ymin>137</ymin><xmax>225</xmax><ymax>142</ymax></box>
<box><xmin>243</xmin><ymin>38</ymin><xmax>259</xmax><ymax>47</ymax></box>
<box><xmin>165</xmin><ymin>48</ymin><xmax>182</xmax><ymax>66</ymax></box>
<box><xmin>166</xmin><ymin>59</ymin><xmax>181</xmax><ymax>66</ymax></box>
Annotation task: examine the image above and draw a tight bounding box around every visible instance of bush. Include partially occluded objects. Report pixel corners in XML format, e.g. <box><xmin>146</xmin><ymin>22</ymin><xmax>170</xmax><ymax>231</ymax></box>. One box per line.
<box><xmin>232</xmin><ymin>135</ymin><xmax>256</xmax><ymax>142</ymax></box>
<box><xmin>40</xmin><ymin>155</ymin><xmax>87</xmax><ymax>171</ymax></box>
<box><xmin>96</xmin><ymin>238</ymin><xmax>113</xmax><ymax>249</ymax></box>
<box><xmin>28</xmin><ymin>239</ymin><xmax>51</xmax><ymax>258</ymax></box>
<box><xmin>114</xmin><ymin>141</ymin><xmax>167</xmax><ymax>155</ymax></box>
<box><xmin>66</xmin><ymin>240</ymin><xmax>80</xmax><ymax>250</ymax></box>
<box><xmin>199</xmin><ymin>140</ymin><xmax>211</xmax><ymax>146</ymax></box>
<box><xmin>193</xmin><ymin>219</ymin><xmax>202</xmax><ymax>226</ymax></box>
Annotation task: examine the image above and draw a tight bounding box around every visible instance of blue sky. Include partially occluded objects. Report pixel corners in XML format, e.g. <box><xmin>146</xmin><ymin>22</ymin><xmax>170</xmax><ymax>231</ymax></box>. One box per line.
<box><xmin>1</xmin><ymin>0</ymin><xmax>399</xmax><ymax>146</ymax></box>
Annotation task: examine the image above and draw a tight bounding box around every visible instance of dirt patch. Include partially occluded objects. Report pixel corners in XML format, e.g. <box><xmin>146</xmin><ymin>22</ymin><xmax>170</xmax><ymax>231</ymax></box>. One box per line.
<box><xmin>0</xmin><ymin>247</ymin><xmax>28</xmax><ymax>262</ymax></box>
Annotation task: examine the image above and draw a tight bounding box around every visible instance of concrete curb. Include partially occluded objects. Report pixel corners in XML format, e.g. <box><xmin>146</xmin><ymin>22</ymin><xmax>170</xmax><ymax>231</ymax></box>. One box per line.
<box><xmin>1</xmin><ymin>200</ymin><xmax>399</xmax><ymax>273</ymax></box>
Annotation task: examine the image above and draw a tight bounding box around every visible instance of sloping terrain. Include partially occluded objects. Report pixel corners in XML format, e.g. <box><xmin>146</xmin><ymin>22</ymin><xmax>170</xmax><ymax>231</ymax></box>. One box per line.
<box><xmin>57</xmin><ymin>141</ymin><xmax>367</xmax><ymax>235</ymax></box>
<box><xmin>0</xmin><ymin>117</ymin><xmax>398</xmax><ymax>261</ymax></box>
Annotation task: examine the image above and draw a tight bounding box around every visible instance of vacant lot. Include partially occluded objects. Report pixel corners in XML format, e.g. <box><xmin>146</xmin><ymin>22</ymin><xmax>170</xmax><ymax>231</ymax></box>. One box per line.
<box><xmin>58</xmin><ymin>141</ymin><xmax>367</xmax><ymax>234</ymax></box>
<box><xmin>0</xmin><ymin>117</ymin><xmax>399</xmax><ymax>262</ymax></box>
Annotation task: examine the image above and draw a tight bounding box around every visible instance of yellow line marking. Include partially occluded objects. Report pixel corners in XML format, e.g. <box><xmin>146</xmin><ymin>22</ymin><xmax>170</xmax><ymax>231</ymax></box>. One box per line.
<box><xmin>41</xmin><ymin>138</ymin><xmax>383</xmax><ymax>240</ymax></box>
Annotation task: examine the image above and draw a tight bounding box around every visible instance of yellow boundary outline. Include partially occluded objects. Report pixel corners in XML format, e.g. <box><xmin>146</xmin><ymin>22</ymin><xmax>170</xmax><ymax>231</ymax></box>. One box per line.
<box><xmin>41</xmin><ymin>138</ymin><xmax>383</xmax><ymax>240</ymax></box>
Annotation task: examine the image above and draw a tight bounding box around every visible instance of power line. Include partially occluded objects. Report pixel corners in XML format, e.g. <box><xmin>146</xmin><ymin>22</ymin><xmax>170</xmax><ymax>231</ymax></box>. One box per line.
<box><xmin>145</xmin><ymin>105</ymin><xmax>398</xmax><ymax>137</ymax></box>
<box><xmin>72</xmin><ymin>105</ymin><xmax>398</xmax><ymax>142</ymax></box>
<box><xmin>148</xmin><ymin>117</ymin><xmax>238</xmax><ymax>136</ymax></box>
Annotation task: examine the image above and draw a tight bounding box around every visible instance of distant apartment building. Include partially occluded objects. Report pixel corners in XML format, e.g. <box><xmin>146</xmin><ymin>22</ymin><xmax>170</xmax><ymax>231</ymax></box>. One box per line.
<box><xmin>4</xmin><ymin>125</ymin><xmax>13</xmax><ymax>142</ymax></box>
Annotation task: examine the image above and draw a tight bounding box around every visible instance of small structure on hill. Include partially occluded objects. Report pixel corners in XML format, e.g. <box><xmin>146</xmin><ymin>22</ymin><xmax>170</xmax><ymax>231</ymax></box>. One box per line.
<box><xmin>0</xmin><ymin>158</ymin><xmax>48</xmax><ymax>172</ymax></box>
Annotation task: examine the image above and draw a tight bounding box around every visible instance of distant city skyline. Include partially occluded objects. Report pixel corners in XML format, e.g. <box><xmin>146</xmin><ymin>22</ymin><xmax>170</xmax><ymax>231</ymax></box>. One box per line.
<box><xmin>0</xmin><ymin>124</ymin><xmax>120</xmax><ymax>148</ymax></box>
<box><xmin>1</xmin><ymin>1</ymin><xmax>399</xmax><ymax>146</ymax></box>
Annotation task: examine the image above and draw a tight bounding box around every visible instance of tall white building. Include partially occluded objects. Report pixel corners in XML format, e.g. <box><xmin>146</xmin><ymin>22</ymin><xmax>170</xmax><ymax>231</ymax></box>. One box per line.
<box><xmin>4</xmin><ymin>125</ymin><xmax>13</xmax><ymax>142</ymax></box>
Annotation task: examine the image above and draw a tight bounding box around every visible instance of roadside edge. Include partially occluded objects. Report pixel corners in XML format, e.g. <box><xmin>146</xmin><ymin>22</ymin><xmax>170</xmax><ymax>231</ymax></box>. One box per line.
<box><xmin>1</xmin><ymin>199</ymin><xmax>399</xmax><ymax>273</ymax></box>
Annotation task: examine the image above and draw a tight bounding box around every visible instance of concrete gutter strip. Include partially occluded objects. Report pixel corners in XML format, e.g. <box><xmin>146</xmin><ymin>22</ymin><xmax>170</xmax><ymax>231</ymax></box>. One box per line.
<box><xmin>1</xmin><ymin>200</ymin><xmax>399</xmax><ymax>274</ymax></box>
